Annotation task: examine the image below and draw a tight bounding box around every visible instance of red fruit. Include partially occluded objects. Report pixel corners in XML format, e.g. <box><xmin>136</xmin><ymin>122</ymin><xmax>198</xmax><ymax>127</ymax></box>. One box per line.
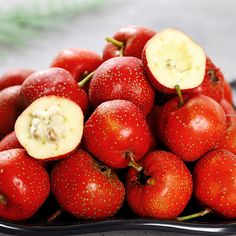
<box><xmin>0</xmin><ymin>85</ymin><xmax>23</xmax><ymax>139</ymax></box>
<box><xmin>219</xmin><ymin>98</ymin><xmax>236</xmax><ymax>125</ymax></box>
<box><xmin>89</xmin><ymin>57</ymin><xmax>155</xmax><ymax>115</ymax></box>
<box><xmin>163</xmin><ymin>94</ymin><xmax>226</xmax><ymax>162</ymax></box>
<box><xmin>51</xmin><ymin>149</ymin><xmax>125</xmax><ymax>219</ymax></box>
<box><xmin>193</xmin><ymin>149</ymin><xmax>236</xmax><ymax>219</ymax></box>
<box><xmin>20</xmin><ymin>68</ymin><xmax>89</xmax><ymax>114</ymax></box>
<box><xmin>191</xmin><ymin>57</ymin><xmax>224</xmax><ymax>102</ymax></box>
<box><xmin>103</xmin><ymin>25</ymin><xmax>156</xmax><ymax>60</ymax></box>
<box><xmin>83</xmin><ymin>100</ymin><xmax>152</xmax><ymax>169</ymax></box>
<box><xmin>0</xmin><ymin>132</ymin><xmax>22</xmax><ymax>151</ymax></box>
<box><xmin>223</xmin><ymin>79</ymin><xmax>233</xmax><ymax>104</ymax></box>
<box><xmin>218</xmin><ymin>121</ymin><xmax>236</xmax><ymax>155</ymax></box>
<box><xmin>0</xmin><ymin>68</ymin><xmax>34</xmax><ymax>91</ymax></box>
<box><xmin>50</xmin><ymin>48</ymin><xmax>102</xmax><ymax>85</ymax></box>
<box><xmin>15</xmin><ymin>96</ymin><xmax>84</xmax><ymax>161</ymax></box>
<box><xmin>0</xmin><ymin>149</ymin><xmax>50</xmax><ymax>221</ymax></box>
<box><xmin>142</xmin><ymin>29</ymin><xmax>206</xmax><ymax>94</ymax></box>
<box><xmin>126</xmin><ymin>150</ymin><xmax>193</xmax><ymax>219</ymax></box>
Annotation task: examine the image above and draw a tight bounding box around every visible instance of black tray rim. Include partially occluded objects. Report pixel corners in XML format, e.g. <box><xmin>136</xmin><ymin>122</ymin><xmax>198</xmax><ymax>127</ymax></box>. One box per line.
<box><xmin>1</xmin><ymin>218</ymin><xmax>236</xmax><ymax>236</ymax></box>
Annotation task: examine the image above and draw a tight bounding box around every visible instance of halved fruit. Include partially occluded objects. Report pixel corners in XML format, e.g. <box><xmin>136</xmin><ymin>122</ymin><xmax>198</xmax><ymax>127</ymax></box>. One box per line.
<box><xmin>143</xmin><ymin>29</ymin><xmax>206</xmax><ymax>93</ymax></box>
<box><xmin>15</xmin><ymin>95</ymin><xmax>84</xmax><ymax>160</ymax></box>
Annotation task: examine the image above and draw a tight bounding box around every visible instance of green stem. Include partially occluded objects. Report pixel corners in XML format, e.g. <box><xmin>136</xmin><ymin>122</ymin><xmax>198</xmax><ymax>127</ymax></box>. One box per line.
<box><xmin>125</xmin><ymin>152</ymin><xmax>142</xmax><ymax>172</ymax></box>
<box><xmin>78</xmin><ymin>71</ymin><xmax>94</xmax><ymax>88</ymax></box>
<box><xmin>0</xmin><ymin>194</ymin><xmax>6</xmax><ymax>205</ymax></box>
<box><xmin>176</xmin><ymin>207</ymin><xmax>212</xmax><ymax>221</ymax></box>
<box><xmin>105</xmin><ymin>37</ymin><xmax>124</xmax><ymax>56</ymax></box>
<box><xmin>175</xmin><ymin>84</ymin><xmax>184</xmax><ymax>107</ymax></box>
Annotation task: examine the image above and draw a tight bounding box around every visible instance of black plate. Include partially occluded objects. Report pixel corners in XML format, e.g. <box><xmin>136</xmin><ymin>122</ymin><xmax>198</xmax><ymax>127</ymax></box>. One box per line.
<box><xmin>1</xmin><ymin>81</ymin><xmax>236</xmax><ymax>236</ymax></box>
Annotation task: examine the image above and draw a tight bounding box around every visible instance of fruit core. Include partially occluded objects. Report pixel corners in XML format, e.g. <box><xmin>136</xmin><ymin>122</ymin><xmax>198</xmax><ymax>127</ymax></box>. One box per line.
<box><xmin>30</xmin><ymin>105</ymin><xmax>65</xmax><ymax>144</ymax></box>
<box><xmin>164</xmin><ymin>43</ymin><xmax>192</xmax><ymax>73</ymax></box>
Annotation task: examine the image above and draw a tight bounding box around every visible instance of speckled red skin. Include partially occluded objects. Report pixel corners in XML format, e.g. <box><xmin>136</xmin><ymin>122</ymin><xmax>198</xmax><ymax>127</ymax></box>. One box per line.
<box><xmin>89</xmin><ymin>57</ymin><xmax>155</xmax><ymax>115</ymax></box>
<box><xmin>0</xmin><ymin>86</ymin><xmax>23</xmax><ymax>139</ymax></box>
<box><xmin>50</xmin><ymin>48</ymin><xmax>102</xmax><ymax>91</ymax></box>
<box><xmin>103</xmin><ymin>25</ymin><xmax>156</xmax><ymax>61</ymax></box>
<box><xmin>162</xmin><ymin>94</ymin><xmax>226</xmax><ymax>162</ymax></box>
<box><xmin>20</xmin><ymin>68</ymin><xmax>89</xmax><ymax>114</ymax></box>
<box><xmin>0</xmin><ymin>131</ymin><xmax>22</xmax><ymax>151</ymax></box>
<box><xmin>190</xmin><ymin>57</ymin><xmax>224</xmax><ymax>102</ymax></box>
<box><xmin>193</xmin><ymin>149</ymin><xmax>236</xmax><ymax>219</ymax></box>
<box><xmin>51</xmin><ymin>149</ymin><xmax>125</xmax><ymax>219</ymax></box>
<box><xmin>83</xmin><ymin>100</ymin><xmax>152</xmax><ymax>169</ymax></box>
<box><xmin>223</xmin><ymin>79</ymin><xmax>233</xmax><ymax>104</ymax></box>
<box><xmin>0</xmin><ymin>68</ymin><xmax>35</xmax><ymax>91</ymax></box>
<box><xmin>219</xmin><ymin>98</ymin><xmax>236</xmax><ymax>126</ymax></box>
<box><xmin>0</xmin><ymin>149</ymin><xmax>50</xmax><ymax>221</ymax></box>
<box><xmin>126</xmin><ymin>150</ymin><xmax>193</xmax><ymax>220</ymax></box>
<box><xmin>218</xmin><ymin>123</ymin><xmax>236</xmax><ymax>155</ymax></box>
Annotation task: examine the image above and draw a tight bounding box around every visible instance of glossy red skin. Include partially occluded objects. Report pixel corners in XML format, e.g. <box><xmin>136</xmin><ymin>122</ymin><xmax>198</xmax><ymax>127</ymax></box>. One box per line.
<box><xmin>20</xmin><ymin>68</ymin><xmax>89</xmax><ymax>114</ymax></box>
<box><xmin>190</xmin><ymin>57</ymin><xmax>224</xmax><ymax>102</ymax></box>
<box><xmin>83</xmin><ymin>100</ymin><xmax>152</xmax><ymax>169</ymax></box>
<box><xmin>0</xmin><ymin>68</ymin><xmax>34</xmax><ymax>91</ymax></box>
<box><xmin>0</xmin><ymin>86</ymin><xmax>23</xmax><ymax>139</ymax></box>
<box><xmin>103</xmin><ymin>25</ymin><xmax>156</xmax><ymax>61</ymax></box>
<box><xmin>0</xmin><ymin>149</ymin><xmax>50</xmax><ymax>221</ymax></box>
<box><xmin>0</xmin><ymin>132</ymin><xmax>51</xmax><ymax>168</ymax></box>
<box><xmin>51</xmin><ymin>149</ymin><xmax>125</xmax><ymax>219</ymax></box>
<box><xmin>126</xmin><ymin>150</ymin><xmax>193</xmax><ymax>219</ymax></box>
<box><xmin>50</xmin><ymin>48</ymin><xmax>102</xmax><ymax>91</ymax></box>
<box><xmin>219</xmin><ymin>98</ymin><xmax>236</xmax><ymax>126</ymax></box>
<box><xmin>218</xmin><ymin>123</ymin><xmax>236</xmax><ymax>155</ymax></box>
<box><xmin>163</xmin><ymin>94</ymin><xmax>226</xmax><ymax>162</ymax></box>
<box><xmin>193</xmin><ymin>149</ymin><xmax>236</xmax><ymax>219</ymax></box>
<box><xmin>0</xmin><ymin>131</ymin><xmax>22</xmax><ymax>151</ymax></box>
<box><xmin>89</xmin><ymin>57</ymin><xmax>155</xmax><ymax>115</ymax></box>
<box><xmin>223</xmin><ymin>79</ymin><xmax>233</xmax><ymax>104</ymax></box>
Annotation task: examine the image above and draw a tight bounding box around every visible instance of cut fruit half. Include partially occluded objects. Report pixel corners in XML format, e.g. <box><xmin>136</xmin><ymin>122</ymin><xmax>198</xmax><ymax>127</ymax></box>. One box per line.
<box><xmin>143</xmin><ymin>29</ymin><xmax>206</xmax><ymax>93</ymax></box>
<box><xmin>15</xmin><ymin>95</ymin><xmax>84</xmax><ymax>160</ymax></box>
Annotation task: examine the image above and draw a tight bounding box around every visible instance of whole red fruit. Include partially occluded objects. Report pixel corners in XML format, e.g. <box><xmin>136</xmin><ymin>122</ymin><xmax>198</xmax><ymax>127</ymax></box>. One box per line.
<box><xmin>0</xmin><ymin>68</ymin><xmax>34</xmax><ymax>91</ymax></box>
<box><xmin>89</xmin><ymin>57</ymin><xmax>155</xmax><ymax>115</ymax></box>
<box><xmin>0</xmin><ymin>132</ymin><xmax>22</xmax><ymax>151</ymax></box>
<box><xmin>83</xmin><ymin>100</ymin><xmax>152</xmax><ymax>169</ymax></box>
<box><xmin>193</xmin><ymin>149</ymin><xmax>236</xmax><ymax>219</ymax></box>
<box><xmin>191</xmin><ymin>57</ymin><xmax>224</xmax><ymax>102</ymax></box>
<box><xmin>163</xmin><ymin>94</ymin><xmax>226</xmax><ymax>162</ymax></box>
<box><xmin>51</xmin><ymin>149</ymin><xmax>125</xmax><ymax>219</ymax></box>
<box><xmin>0</xmin><ymin>85</ymin><xmax>23</xmax><ymax>139</ymax></box>
<box><xmin>218</xmin><ymin>121</ymin><xmax>236</xmax><ymax>155</ymax></box>
<box><xmin>223</xmin><ymin>79</ymin><xmax>233</xmax><ymax>104</ymax></box>
<box><xmin>0</xmin><ymin>149</ymin><xmax>50</xmax><ymax>221</ymax></box>
<box><xmin>103</xmin><ymin>25</ymin><xmax>156</xmax><ymax>60</ymax></box>
<box><xmin>126</xmin><ymin>150</ymin><xmax>193</xmax><ymax>219</ymax></box>
<box><xmin>50</xmin><ymin>48</ymin><xmax>102</xmax><ymax>85</ymax></box>
<box><xmin>20</xmin><ymin>68</ymin><xmax>89</xmax><ymax>114</ymax></box>
<box><xmin>219</xmin><ymin>98</ymin><xmax>236</xmax><ymax>125</ymax></box>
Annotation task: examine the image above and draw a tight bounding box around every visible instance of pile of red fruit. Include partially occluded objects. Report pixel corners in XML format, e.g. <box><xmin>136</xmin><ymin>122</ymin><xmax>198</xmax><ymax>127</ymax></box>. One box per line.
<box><xmin>0</xmin><ymin>26</ymin><xmax>236</xmax><ymax>223</ymax></box>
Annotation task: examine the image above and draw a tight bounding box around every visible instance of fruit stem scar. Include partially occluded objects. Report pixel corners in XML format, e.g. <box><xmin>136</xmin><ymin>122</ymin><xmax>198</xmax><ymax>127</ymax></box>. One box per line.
<box><xmin>175</xmin><ymin>84</ymin><xmax>184</xmax><ymax>107</ymax></box>
<box><xmin>105</xmin><ymin>37</ymin><xmax>124</xmax><ymax>56</ymax></box>
<box><xmin>176</xmin><ymin>207</ymin><xmax>212</xmax><ymax>221</ymax></box>
<box><xmin>0</xmin><ymin>194</ymin><xmax>6</xmax><ymax>205</ymax></box>
<box><xmin>125</xmin><ymin>151</ymin><xmax>142</xmax><ymax>171</ymax></box>
<box><xmin>78</xmin><ymin>71</ymin><xmax>94</xmax><ymax>88</ymax></box>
